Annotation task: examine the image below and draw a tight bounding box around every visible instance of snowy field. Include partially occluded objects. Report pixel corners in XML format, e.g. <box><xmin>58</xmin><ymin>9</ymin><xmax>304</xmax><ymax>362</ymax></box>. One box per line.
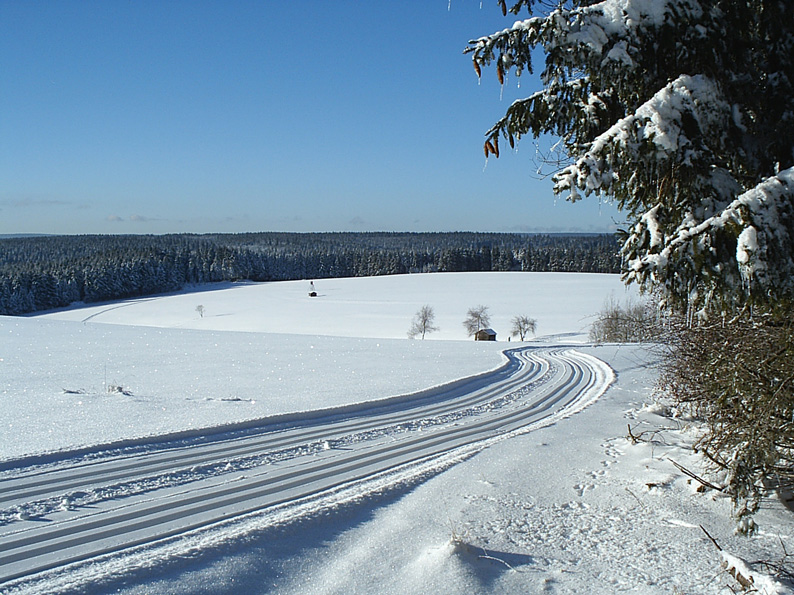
<box><xmin>3</xmin><ymin>272</ymin><xmax>623</xmax><ymax>460</ymax></box>
<box><xmin>2</xmin><ymin>272</ymin><xmax>793</xmax><ymax>594</ymax></box>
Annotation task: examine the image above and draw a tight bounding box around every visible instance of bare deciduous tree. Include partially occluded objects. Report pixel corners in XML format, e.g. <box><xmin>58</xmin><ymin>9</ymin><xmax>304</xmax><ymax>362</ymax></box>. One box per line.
<box><xmin>589</xmin><ymin>295</ymin><xmax>654</xmax><ymax>344</ymax></box>
<box><xmin>463</xmin><ymin>305</ymin><xmax>491</xmax><ymax>337</ymax></box>
<box><xmin>510</xmin><ymin>315</ymin><xmax>537</xmax><ymax>341</ymax></box>
<box><xmin>408</xmin><ymin>305</ymin><xmax>439</xmax><ymax>340</ymax></box>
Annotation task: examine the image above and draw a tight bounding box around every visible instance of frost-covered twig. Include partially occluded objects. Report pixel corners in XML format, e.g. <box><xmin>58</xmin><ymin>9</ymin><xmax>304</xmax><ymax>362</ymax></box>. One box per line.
<box><xmin>477</xmin><ymin>549</ymin><xmax>524</xmax><ymax>573</ymax></box>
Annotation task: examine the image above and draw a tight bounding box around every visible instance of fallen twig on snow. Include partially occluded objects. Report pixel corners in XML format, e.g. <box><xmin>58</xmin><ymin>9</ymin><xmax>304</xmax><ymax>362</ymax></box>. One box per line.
<box><xmin>701</xmin><ymin>525</ymin><xmax>786</xmax><ymax>593</ymax></box>
<box><xmin>669</xmin><ymin>458</ymin><xmax>724</xmax><ymax>492</ymax></box>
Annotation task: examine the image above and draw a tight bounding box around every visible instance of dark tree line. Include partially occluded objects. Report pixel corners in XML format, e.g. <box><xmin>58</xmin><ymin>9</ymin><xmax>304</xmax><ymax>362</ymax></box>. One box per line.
<box><xmin>0</xmin><ymin>232</ymin><xmax>620</xmax><ymax>315</ymax></box>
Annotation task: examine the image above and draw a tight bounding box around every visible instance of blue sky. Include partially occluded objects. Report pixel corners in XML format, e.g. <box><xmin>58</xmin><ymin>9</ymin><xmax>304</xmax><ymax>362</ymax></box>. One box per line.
<box><xmin>0</xmin><ymin>1</ymin><xmax>624</xmax><ymax>235</ymax></box>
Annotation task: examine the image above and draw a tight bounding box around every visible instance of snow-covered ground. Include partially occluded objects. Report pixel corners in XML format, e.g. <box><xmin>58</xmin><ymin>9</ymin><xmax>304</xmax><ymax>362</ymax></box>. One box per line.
<box><xmin>3</xmin><ymin>272</ymin><xmax>623</xmax><ymax>460</ymax></box>
<box><xmin>2</xmin><ymin>272</ymin><xmax>792</xmax><ymax>593</ymax></box>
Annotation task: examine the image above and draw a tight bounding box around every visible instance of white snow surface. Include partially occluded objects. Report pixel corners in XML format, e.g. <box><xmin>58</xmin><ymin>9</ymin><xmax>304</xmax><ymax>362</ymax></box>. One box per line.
<box><xmin>2</xmin><ymin>272</ymin><xmax>793</xmax><ymax>594</ymax></box>
<box><xmin>4</xmin><ymin>272</ymin><xmax>623</xmax><ymax>460</ymax></box>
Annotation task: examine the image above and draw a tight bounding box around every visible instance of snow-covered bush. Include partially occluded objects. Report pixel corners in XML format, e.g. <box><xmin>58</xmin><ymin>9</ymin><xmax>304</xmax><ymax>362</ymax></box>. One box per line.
<box><xmin>589</xmin><ymin>294</ymin><xmax>655</xmax><ymax>344</ymax></box>
<box><xmin>659</xmin><ymin>313</ymin><xmax>794</xmax><ymax>525</ymax></box>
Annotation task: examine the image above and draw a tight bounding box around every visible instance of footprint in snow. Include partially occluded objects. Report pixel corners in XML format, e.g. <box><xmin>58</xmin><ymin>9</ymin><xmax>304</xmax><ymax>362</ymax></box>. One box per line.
<box><xmin>602</xmin><ymin>441</ymin><xmax>625</xmax><ymax>459</ymax></box>
<box><xmin>573</xmin><ymin>483</ymin><xmax>595</xmax><ymax>497</ymax></box>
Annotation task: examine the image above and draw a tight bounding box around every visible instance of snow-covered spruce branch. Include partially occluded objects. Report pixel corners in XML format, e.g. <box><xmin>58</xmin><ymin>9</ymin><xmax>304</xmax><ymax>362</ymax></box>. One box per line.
<box><xmin>553</xmin><ymin>74</ymin><xmax>732</xmax><ymax>201</ymax></box>
<box><xmin>466</xmin><ymin>0</ymin><xmax>702</xmax><ymax>86</ymax></box>
<box><xmin>465</xmin><ymin>17</ymin><xmax>543</xmax><ymax>84</ymax></box>
<box><xmin>625</xmin><ymin>167</ymin><xmax>794</xmax><ymax>308</ymax></box>
<box><xmin>481</xmin><ymin>81</ymin><xmax>592</xmax><ymax>159</ymax></box>
<box><xmin>468</xmin><ymin>1</ymin><xmax>710</xmax><ymax>168</ymax></box>
<box><xmin>467</xmin><ymin>0</ymin><xmax>794</xmax><ymax>315</ymax></box>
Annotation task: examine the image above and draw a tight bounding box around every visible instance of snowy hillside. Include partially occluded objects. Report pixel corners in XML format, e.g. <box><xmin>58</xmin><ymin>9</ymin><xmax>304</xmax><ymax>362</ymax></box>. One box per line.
<box><xmin>1</xmin><ymin>272</ymin><xmax>792</xmax><ymax>594</ymax></box>
<box><xmin>4</xmin><ymin>272</ymin><xmax>625</xmax><ymax>460</ymax></box>
<box><xmin>37</xmin><ymin>271</ymin><xmax>625</xmax><ymax>340</ymax></box>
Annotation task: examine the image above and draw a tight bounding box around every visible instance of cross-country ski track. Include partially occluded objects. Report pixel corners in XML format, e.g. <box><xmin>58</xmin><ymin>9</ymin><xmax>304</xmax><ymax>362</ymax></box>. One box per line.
<box><xmin>0</xmin><ymin>347</ymin><xmax>613</xmax><ymax>590</ymax></box>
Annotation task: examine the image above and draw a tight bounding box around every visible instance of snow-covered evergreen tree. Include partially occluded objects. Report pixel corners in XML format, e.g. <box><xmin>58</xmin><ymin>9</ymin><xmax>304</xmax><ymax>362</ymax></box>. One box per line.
<box><xmin>467</xmin><ymin>0</ymin><xmax>794</xmax><ymax>315</ymax></box>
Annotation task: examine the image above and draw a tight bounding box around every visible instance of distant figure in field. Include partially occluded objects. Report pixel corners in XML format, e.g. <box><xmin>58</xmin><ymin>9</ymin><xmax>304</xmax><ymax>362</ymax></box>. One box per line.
<box><xmin>309</xmin><ymin>281</ymin><xmax>317</xmax><ymax>297</ymax></box>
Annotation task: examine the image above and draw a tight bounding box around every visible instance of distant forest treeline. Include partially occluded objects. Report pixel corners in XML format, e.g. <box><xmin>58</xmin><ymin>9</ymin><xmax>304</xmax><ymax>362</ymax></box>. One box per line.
<box><xmin>0</xmin><ymin>232</ymin><xmax>620</xmax><ymax>315</ymax></box>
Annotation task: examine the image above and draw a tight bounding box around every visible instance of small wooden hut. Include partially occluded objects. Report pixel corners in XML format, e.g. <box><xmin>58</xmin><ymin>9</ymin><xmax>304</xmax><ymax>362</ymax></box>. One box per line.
<box><xmin>474</xmin><ymin>328</ymin><xmax>497</xmax><ymax>341</ymax></box>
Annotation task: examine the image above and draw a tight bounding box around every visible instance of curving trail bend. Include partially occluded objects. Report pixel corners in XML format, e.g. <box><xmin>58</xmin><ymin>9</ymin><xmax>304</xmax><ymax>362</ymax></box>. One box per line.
<box><xmin>0</xmin><ymin>347</ymin><xmax>613</xmax><ymax>589</ymax></box>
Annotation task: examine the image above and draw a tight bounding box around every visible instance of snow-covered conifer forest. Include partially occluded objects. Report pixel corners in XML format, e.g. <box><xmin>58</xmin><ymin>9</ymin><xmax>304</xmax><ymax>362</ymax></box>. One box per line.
<box><xmin>0</xmin><ymin>232</ymin><xmax>620</xmax><ymax>315</ymax></box>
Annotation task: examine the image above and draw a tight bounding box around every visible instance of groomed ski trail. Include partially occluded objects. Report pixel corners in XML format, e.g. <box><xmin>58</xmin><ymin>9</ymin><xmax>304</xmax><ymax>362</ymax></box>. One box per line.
<box><xmin>0</xmin><ymin>347</ymin><xmax>613</xmax><ymax>591</ymax></box>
